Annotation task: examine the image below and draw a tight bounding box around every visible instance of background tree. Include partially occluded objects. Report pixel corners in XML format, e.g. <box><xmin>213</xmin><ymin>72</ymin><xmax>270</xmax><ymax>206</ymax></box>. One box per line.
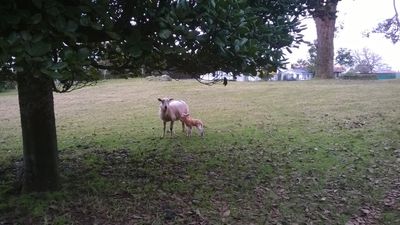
<box><xmin>0</xmin><ymin>0</ymin><xmax>114</xmax><ymax>192</ymax></box>
<box><xmin>0</xmin><ymin>0</ymin><xmax>307</xmax><ymax>192</ymax></box>
<box><xmin>353</xmin><ymin>48</ymin><xmax>387</xmax><ymax>73</ymax></box>
<box><xmin>335</xmin><ymin>47</ymin><xmax>355</xmax><ymax>68</ymax></box>
<box><xmin>307</xmin><ymin>0</ymin><xmax>341</xmax><ymax>79</ymax></box>
<box><xmin>292</xmin><ymin>41</ymin><xmax>316</xmax><ymax>75</ymax></box>
<box><xmin>306</xmin><ymin>41</ymin><xmax>317</xmax><ymax>75</ymax></box>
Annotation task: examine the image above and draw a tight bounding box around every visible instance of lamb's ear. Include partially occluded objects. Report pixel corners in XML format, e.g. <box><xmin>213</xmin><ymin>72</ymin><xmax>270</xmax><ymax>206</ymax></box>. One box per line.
<box><xmin>158</xmin><ymin>98</ymin><xmax>162</xmax><ymax>102</ymax></box>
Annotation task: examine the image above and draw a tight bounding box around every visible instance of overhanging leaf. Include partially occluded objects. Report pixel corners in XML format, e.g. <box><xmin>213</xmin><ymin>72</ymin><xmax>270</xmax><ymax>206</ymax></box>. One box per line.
<box><xmin>106</xmin><ymin>32</ymin><xmax>120</xmax><ymax>40</ymax></box>
<box><xmin>26</xmin><ymin>42</ymin><xmax>51</xmax><ymax>57</ymax></box>
<box><xmin>215</xmin><ymin>36</ymin><xmax>225</xmax><ymax>48</ymax></box>
<box><xmin>129</xmin><ymin>46</ymin><xmax>143</xmax><ymax>58</ymax></box>
<box><xmin>78</xmin><ymin>48</ymin><xmax>90</xmax><ymax>59</ymax></box>
<box><xmin>32</xmin><ymin>0</ymin><xmax>42</xmax><ymax>9</ymax></box>
<box><xmin>159</xmin><ymin>29</ymin><xmax>172</xmax><ymax>39</ymax></box>
<box><xmin>66</xmin><ymin>20</ymin><xmax>78</xmax><ymax>33</ymax></box>
<box><xmin>50</xmin><ymin>62</ymin><xmax>68</xmax><ymax>70</ymax></box>
<box><xmin>21</xmin><ymin>31</ymin><xmax>32</xmax><ymax>41</ymax></box>
<box><xmin>31</xmin><ymin>13</ymin><xmax>42</xmax><ymax>24</ymax></box>
<box><xmin>80</xmin><ymin>17</ymin><xmax>90</xmax><ymax>27</ymax></box>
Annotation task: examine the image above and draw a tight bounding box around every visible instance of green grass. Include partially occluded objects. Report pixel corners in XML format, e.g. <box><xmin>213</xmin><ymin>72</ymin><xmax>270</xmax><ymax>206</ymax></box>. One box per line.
<box><xmin>1</xmin><ymin>78</ymin><xmax>399</xmax><ymax>224</ymax></box>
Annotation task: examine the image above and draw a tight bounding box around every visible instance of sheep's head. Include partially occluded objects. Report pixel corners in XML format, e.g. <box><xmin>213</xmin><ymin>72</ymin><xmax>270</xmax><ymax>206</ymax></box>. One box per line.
<box><xmin>158</xmin><ymin>97</ymin><xmax>173</xmax><ymax>111</ymax></box>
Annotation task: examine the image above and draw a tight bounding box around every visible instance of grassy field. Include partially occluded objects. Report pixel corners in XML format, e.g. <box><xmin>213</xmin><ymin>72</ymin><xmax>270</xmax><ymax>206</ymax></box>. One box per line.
<box><xmin>0</xmin><ymin>78</ymin><xmax>399</xmax><ymax>224</ymax></box>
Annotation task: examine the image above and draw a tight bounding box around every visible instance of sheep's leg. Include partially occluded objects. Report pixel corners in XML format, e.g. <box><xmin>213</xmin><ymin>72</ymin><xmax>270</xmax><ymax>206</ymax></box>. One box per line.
<box><xmin>170</xmin><ymin>121</ymin><xmax>174</xmax><ymax>136</ymax></box>
<box><xmin>162</xmin><ymin>121</ymin><xmax>167</xmax><ymax>138</ymax></box>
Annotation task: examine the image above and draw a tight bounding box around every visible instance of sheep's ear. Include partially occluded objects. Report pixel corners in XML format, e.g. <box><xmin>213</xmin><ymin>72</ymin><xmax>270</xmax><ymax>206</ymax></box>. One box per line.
<box><xmin>158</xmin><ymin>98</ymin><xmax>162</xmax><ymax>102</ymax></box>
<box><xmin>169</xmin><ymin>98</ymin><xmax>174</xmax><ymax>101</ymax></box>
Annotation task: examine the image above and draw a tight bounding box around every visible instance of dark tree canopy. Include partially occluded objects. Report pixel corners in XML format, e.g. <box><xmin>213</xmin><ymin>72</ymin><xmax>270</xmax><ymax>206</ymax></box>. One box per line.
<box><xmin>0</xmin><ymin>0</ymin><xmax>113</xmax><ymax>92</ymax></box>
<box><xmin>1</xmin><ymin>0</ymin><xmax>309</xmax><ymax>88</ymax></box>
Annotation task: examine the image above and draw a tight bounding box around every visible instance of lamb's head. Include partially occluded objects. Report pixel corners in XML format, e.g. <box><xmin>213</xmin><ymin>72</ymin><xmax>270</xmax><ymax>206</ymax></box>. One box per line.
<box><xmin>181</xmin><ymin>113</ymin><xmax>190</xmax><ymax>118</ymax></box>
<box><xmin>158</xmin><ymin>97</ymin><xmax>174</xmax><ymax>112</ymax></box>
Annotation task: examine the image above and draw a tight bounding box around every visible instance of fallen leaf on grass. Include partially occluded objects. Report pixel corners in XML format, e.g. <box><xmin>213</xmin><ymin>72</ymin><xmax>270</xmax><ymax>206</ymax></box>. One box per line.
<box><xmin>222</xmin><ymin>209</ymin><xmax>230</xmax><ymax>217</ymax></box>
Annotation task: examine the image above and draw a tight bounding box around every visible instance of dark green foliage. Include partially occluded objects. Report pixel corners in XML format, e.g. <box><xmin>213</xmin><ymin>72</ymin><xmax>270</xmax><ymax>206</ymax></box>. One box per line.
<box><xmin>307</xmin><ymin>41</ymin><xmax>317</xmax><ymax>74</ymax></box>
<box><xmin>335</xmin><ymin>48</ymin><xmax>355</xmax><ymax>67</ymax></box>
<box><xmin>0</xmin><ymin>0</ymin><xmax>111</xmax><ymax>92</ymax></box>
<box><xmin>155</xmin><ymin>0</ymin><xmax>309</xmax><ymax>76</ymax></box>
<box><xmin>306</xmin><ymin>0</ymin><xmax>340</xmax><ymax>18</ymax></box>
<box><xmin>96</xmin><ymin>0</ymin><xmax>310</xmax><ymax>78</ymax></box>
<box><xmin>0</xmin><ymin>0</ymin><xmax>309</xmax><ymax>88</ymax></box>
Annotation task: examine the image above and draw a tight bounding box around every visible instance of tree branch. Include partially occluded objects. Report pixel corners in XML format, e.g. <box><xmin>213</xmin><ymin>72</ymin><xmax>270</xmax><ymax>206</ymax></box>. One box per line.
<box><xmin>393</xmin><ymin>0</ymin><xmax>400</xmax><ymax>28</ymax></box>
<box><xmin>90</xmin><ymin>59</ymin><xmax>131</xmax><ymax>70</ymax></box>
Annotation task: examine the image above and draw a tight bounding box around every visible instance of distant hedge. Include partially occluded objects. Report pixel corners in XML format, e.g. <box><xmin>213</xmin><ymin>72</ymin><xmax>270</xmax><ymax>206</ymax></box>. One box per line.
<box><xmin>340</xmin><ymin>73</ymin><xmax>378</xmax><ymax>80</ymax></box>
<box><xmin>0</xmin><ymin>81</ymin><xmax>16</xmax><ymax>92</ymax></box>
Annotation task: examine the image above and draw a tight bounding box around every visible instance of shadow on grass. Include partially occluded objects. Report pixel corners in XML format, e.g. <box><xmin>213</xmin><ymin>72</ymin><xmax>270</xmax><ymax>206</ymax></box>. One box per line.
<box><xmin>1</xmin><ymin>131</ymin><xmax>399</xmax><ymax>224</ymax></box>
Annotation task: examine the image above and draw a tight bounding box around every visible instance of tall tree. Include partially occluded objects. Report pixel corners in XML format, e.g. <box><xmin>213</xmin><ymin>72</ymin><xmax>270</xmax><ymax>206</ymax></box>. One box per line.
<box><xmin>0</xmin><ymin>0</ymin><xmax>307</xmax><ymax>192</ymax></box>
<box><xmin>307</xmin><ymin>0</ymin><xmax>341</xmax><ymax>79</ymax></box>
<box><xmin>0</xmin><ymin>0</ymin><xmax>114</xmax><ymax>192</ymax></box>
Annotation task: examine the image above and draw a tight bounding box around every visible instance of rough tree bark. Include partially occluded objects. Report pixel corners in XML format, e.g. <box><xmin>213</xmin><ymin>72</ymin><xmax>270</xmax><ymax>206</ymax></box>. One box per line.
<box><xmin>17</xmin><ymin>72</ymin><xmax>59</xmax><ymax>192</ymax></box>
<box><xmin>312</xmin><ymin>1</ymin><xmax>338</xmax><ymax>79</ymax></box>
<box><xmin>314</xmin><ymin>16</ymin><xmax>336</xmax><ymax>79</ymax></box>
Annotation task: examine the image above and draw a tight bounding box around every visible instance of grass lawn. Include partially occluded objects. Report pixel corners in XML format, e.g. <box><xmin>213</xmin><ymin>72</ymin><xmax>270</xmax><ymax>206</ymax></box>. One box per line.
<box><xmin>1</xmin><ymin>78</ymin><xmax>399</xmax><ymax>224</ymax></box>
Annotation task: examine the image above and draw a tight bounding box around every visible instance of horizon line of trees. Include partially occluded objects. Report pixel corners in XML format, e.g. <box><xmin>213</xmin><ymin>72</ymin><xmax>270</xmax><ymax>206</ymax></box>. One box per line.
<box><xmin>293</xmin><ymin>44</ymin><xmax>393</xmax><ymax>75</ymax></box>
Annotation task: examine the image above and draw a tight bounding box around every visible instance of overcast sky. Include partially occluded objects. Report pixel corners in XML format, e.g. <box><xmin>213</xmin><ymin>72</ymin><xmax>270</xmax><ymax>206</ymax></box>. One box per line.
<box><xmin>288</xmin><ymin>0</ymin><xmax>400</xmax><ymax>71</ymax></box>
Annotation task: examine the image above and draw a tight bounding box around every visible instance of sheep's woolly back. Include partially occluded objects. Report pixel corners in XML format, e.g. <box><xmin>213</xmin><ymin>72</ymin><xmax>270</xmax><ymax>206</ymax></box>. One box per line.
<box><xmin>159</xmin><ymin>98</ymin><xmax>189</xmax><ymax>122</ymax></box>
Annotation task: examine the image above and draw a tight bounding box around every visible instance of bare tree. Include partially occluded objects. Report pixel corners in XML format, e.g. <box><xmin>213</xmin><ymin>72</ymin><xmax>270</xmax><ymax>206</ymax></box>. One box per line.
<box><xmin>353</xmin><ymin>48</ymin><xmax>386</xmax><ymax>73</ymax></box>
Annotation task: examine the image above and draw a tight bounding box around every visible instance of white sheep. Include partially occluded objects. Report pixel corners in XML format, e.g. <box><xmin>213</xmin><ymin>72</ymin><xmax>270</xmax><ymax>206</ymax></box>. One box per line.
<box><xmin>158</xmin><ymin>97</ymin><xmax>189</xmax><ymax>137</ymax></box>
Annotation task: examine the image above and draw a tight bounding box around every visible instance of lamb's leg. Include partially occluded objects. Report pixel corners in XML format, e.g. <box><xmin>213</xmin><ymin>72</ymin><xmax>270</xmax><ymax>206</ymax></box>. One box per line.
<box><xmin>185</xmin><ymin>126</ymin><xmax>190</xmax><ymax>137</ymax></box>
<box><xmin>181</xmin><ymin>121</ymin><xmax>185</xmax><ymax>133</ymax></box>
<box><xmin>188</xmin><ymin>127</ymin><xmax>192</xmax><ymax>137</ymax></box>
<box><xmin>198</xmin><ymin>125</ymin><xmax>204</xmax><ymax>137</ymax></box>
<box><xmin>170</xmin><ymin>121</ymin><xmax>174</xmax><ymax>136</ymax></box>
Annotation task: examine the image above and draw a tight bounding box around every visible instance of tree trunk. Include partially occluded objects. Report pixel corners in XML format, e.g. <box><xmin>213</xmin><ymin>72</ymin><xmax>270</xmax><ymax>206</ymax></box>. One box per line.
<box><xmin>314</xmin><ymin>16</ymin><xmax>336</xmax><ymax>79</ymax></box>
<box><xmin>17</xmin><ymin>72</ymin><xmax>59</xmax><ymax>192</ymax></box>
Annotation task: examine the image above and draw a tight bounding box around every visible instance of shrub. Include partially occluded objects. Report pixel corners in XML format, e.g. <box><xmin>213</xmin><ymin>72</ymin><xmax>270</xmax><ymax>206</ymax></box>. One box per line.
<box><xmin>340</xmin><ymin>73</ymin><xmax>377</xmax><ymax>80</ymax></box>
<box><xmin>0</xmin><ymin>81</ymin><xmax>16</xmax><ymax>92</ymax></box>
